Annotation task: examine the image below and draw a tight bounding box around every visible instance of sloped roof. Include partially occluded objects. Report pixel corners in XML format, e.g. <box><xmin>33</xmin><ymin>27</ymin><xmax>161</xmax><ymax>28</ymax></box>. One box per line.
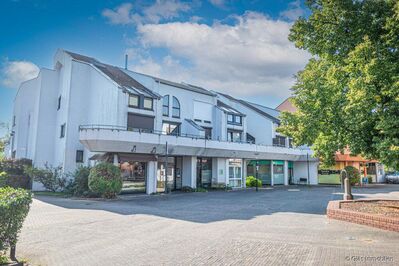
<box><xmin>217</xmin><ymin>93</ymin><xmax>280</xmax><ymax>123</ymax></box>
<box><xmin>244</xmin><ymin>101</ymin><xmax>280</xmax><ymax>120</ymax></box>
<box><xmin>65</xmin><ymin>51</ymin><xmax>160</xmax><ymax>99</ymax></box>
<box><xmin>122</xmin><ymin>69</ymin><xmax>215</xmax><ymax>96</ymax></box>
<box><xmin>216</xmin><ymin>100</ymin><xmax>245</xmax><ymax>116</ymax></box>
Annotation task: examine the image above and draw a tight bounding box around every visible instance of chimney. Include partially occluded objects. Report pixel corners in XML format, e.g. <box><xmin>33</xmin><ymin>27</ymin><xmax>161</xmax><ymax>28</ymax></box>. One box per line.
<box><xmin>124</xmin><ymin>54</ymin><xmax>128</xmax><ymax>70</ymax></box>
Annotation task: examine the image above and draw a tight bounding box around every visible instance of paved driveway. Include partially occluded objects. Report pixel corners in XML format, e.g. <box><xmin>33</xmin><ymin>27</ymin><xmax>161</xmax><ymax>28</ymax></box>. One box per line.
<box><xmin>19</xmin><ymin>185</ymin><xmax>399</xmax><ymax>265</ymax></box>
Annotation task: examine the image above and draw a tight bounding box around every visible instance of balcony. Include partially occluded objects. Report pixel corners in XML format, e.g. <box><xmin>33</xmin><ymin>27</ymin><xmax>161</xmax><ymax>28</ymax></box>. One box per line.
<box><xmin>79</xmin><ymin>125</ymin><xmax>314</xmax><ymax>161</ymax></box>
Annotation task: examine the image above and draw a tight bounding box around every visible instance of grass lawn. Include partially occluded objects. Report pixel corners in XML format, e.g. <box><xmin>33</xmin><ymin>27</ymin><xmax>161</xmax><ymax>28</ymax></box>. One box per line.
<box><xmin>33</xmin><ymin>191</ymin><xmax>70</xmax><ymax>197</ymax></box>
<box><xmin>318</xmin><ymin>174</ymin><xmax>341</xmax><ymax>184</ymax></box>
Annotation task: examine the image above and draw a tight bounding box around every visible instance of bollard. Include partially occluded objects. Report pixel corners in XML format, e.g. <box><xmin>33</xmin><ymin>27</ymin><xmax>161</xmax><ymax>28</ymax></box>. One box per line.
<box><xmin>343</xmin><ymin>177</ymin><xmax>353</xmax><ymax>200</ymax></box>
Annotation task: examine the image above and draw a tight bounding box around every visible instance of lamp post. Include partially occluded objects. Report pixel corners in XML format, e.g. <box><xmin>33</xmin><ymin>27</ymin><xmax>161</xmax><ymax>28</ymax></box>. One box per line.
<box><xmin>306</xmin><ymin>152</ymin><xmax>310</xmax><ymax>185</ymax></box>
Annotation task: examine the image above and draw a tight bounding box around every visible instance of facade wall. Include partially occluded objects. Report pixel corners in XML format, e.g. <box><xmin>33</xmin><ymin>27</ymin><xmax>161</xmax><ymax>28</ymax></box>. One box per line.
<box><xmin>11</xmin><ymin>50</ymin><xmax>319</xmax><ymax>192</ymax></box>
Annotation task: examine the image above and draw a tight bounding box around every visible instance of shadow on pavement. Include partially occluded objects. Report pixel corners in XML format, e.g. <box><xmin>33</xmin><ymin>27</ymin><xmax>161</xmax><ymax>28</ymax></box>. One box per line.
<box><xmin>34</xmin><ymin>184</ymin><xmax>399</xmax><ymax>224</ymax></box>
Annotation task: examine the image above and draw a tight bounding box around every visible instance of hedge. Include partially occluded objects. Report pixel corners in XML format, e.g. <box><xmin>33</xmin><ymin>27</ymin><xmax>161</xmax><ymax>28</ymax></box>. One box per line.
<box><xmin>0</xmin><ymin>187</ymin><xmax>32</xmax><ymax>260</ymax></box>
<box><xmin>88</xmin><ymin>163</ymin><xmax>122</xmax><ymax>198</ymax></box>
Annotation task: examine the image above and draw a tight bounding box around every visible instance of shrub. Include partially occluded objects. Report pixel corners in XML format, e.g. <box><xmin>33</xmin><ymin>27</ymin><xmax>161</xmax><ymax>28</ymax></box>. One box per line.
<box><xmin>25</xmin><ymin>164</ymin><xmax>70</xmax><ymax>192</ymax></box>
<box><xmin>181</xmin><ymin>186</ymin><xmax>194</xmax><ymax>192</ymax></box>
<box><xmin>0</xmin><ymin>158</ymin><xmax>32</xmax><ymax>176</ymax></box>
<box><xmin>343</xmin><ymin>166</ymin><xmax>360</xmax><ymax>186</ymax></box>
<box><xmin>246</xmin><ymin>176</ymin><xmax>262</xmax><ymax>187</ymax></box>
<box><xmin>0</xmin><ymin>171</ymin><xmax>7</xmax><ymax>187</ymax></box>
<box><xmin>70</xmin><ymin>166</ymin><xmax>91</xmax><ymax>196</ymax></box>
<box><xmin>0</xmin><ymin>187</ymin><xmax>32</xmax><ymax>260</ymax></box>
<box><xmin>88</xmin><ymin>163</ymin><xmax>122</xmax><ymax>198</ymax></box>
<box><xmin>195</xmin><ymin>187</ymin><xmax>208</xmax><ymax>192</ymax></box>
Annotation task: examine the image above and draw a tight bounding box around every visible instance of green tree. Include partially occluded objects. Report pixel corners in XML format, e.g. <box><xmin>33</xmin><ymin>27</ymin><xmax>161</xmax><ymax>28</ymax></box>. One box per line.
<box><xmin>278</xmin><ymin>0</ymin><xmax>399</xmax><ymax>169</ymax></box>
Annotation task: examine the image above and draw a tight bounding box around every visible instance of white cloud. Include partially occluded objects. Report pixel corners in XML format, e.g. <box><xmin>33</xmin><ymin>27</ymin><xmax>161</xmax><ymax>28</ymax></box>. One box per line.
<box><xmin>143</xmin><ymin>0</ymin><xmax>191</xmax><ymax>23</ymax></box>
<box><xmin>133</xmin><ymin>11</ymin><xmax>310</xmax><ymax>99</ymax></box>
<box><xmin>1</xmin><ymin>60</ymin><xmax>39</xmax><ymax>89</ymax></box>
<box><xmin>279</xmin><ymin>0</ymin><xmax>305</xmax><ymax>21</ymax></box>
<box><xmin>209</xmin><ymin>0</ymin><xmax>226</xmax><ymax>9</ymax></box>
<box><xmin>102</xmin><ymin>1</ymin><xmax>192</xmax><ymax>25</ymax></box>
<box><xmin>102</xmin><ymin>3</ymin><xmax>136</xmax><ymax>25</ymax></box>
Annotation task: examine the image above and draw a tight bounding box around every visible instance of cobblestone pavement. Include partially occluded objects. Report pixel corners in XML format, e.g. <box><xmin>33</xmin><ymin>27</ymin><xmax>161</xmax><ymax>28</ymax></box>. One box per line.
<box><xmin>19</xmin><ymin>185</ymin><xmax>399</xmax><ymax>266</ymax></box>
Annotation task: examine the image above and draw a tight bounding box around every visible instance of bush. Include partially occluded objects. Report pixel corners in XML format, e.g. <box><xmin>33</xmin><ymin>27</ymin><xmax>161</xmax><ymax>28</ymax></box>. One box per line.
<box><xmin>181</xmin><ymin>186</ymin><xmax>194</xmax><ymax>192</ymax></box>
<box><xmin>25</xmin><ymin>164</ymin><xmax>70</xmax><ymax>192</ymax></box>
<box><xmin>0</xmin><ymin>171</ymin><xmax>7</xmax><ymax>187</ymax></box>
<box><xmin>0</xmin><ymin>159</ymin><xmax>32</xmax><ymax>189</ymax></box>
<box><xmin>69</xmin><ymin>166</ymin><xmax>91</xmax><ymax>196</ymax></box>
<box><xmin>0</xmin><ymin>158</ymin><xmax>32</xmax><ymax>176</ymax></box>
<box><xmin>343</xmin><ymin>166</ymin><xmax>360</xmax><ymax>186</ymax></box>
<box><xmin>0</xmin><ymin>187</ymin><xmax>32</xmax><ymax>259</ymax></box>
<box><xmin>88</xmin><ymin>163</ymin><xmax>122</xmax><ymax>198</ymax></box>
<box><xmin>246</xmin><ymin>176</ymin><xmax>262</xmax><ymax>187</ymax></box>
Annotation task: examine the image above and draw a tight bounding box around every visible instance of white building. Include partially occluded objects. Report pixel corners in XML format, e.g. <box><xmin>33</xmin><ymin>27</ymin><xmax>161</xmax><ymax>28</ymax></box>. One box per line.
<box><xmin>10</xmin><ymin>50</ymin><xmax>318</xmax><ymax>193</ymax></box>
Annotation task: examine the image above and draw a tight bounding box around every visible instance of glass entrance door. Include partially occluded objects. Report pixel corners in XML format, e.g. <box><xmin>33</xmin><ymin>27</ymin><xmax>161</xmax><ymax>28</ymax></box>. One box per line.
<box><xmin>229</xmin><ymin>159</ymin><xmax>242</xmax><ymax>188</ymax></box>
<box><xmin>157</xmin><ymin>156</ymin><xmax>183</xmax><ymax>192</ymax></box>
<box><xmin>197</xmin><ymin>157</ymin><xmax>212</xmax><ymax>188</ymax></box>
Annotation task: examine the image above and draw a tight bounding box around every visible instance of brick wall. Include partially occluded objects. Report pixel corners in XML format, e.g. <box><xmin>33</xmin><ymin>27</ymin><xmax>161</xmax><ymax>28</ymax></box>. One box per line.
<box><xmin>327</xmin><ymin>200</ymin><xmax>399</xmax><ymax>232</ymax></box>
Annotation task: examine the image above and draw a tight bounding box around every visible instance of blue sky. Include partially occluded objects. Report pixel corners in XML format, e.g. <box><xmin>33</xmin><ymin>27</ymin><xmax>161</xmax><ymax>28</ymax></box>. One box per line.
<box><xmin>0</xmin><ymin>0</ymin><xmax>310</xmax><ymax>137</ymax></box>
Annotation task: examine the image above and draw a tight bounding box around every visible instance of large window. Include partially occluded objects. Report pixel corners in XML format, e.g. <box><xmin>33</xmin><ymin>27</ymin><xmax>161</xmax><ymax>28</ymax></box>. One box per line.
<box><xmin>162</xmin><ymin>95</ymin><xmax>169</xmax><ymax>116</ymax></box>
<box><xmin>227</xmin><ymin>114</ymin><xmax>242</xmax><ymax>125</ymax></box>
<box><xmin>172</xmin><ymin>96</ymin><xmax>180</xmax><ymax>118</ymax></box>
<box><xmin>162</xmin><ymin>122</ymin><xmax>180</xmax><ymax>135</ymax></box>
<box><xmin>128</xmin><ymin>94</ymin><xmax>139</xmax><ymax>108</ymax></box>
<box><xmin>143</xmin><ymin>97</ymin><xmax>153</xmax><ymax>110</ymax></box>
<box><xmin>227</xmin><ymin>130</ymin><xmax>242</xmax><ymax>142</ymax></box>
<box><xmin>127</xmin><ymin>113</ymin><xmax>154</xmax><ymax>131</ymax></box>
<box><xmin>273</xmin><ymin>135</ymin><xmax>286</xmax><ymax>147</ymax></box>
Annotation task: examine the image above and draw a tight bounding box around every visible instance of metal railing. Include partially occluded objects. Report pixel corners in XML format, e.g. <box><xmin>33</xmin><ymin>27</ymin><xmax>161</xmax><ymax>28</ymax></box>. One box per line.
<box><xmin>78</xmin><ymin>124</ymin><xmax>301</xmax><ymax>149</ymax></box>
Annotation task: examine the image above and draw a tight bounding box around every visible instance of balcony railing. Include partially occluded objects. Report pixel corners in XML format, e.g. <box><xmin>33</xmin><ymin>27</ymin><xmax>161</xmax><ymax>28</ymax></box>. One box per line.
<box><xmin>79</xmin><ymin>124</ymin><xmax>300</xmax><ymax>150</ymax></box>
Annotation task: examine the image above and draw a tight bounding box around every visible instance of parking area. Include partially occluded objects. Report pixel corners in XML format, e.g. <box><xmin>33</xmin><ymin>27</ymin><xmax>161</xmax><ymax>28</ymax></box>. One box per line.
<box><xmin>19</xmin><ymin>185</ymin><xmax>399</xmax><ymax>265</ymax></box>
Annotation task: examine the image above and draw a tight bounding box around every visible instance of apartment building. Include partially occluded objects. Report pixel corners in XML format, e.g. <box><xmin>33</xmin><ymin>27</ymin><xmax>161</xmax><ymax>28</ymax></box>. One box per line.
<box><xmin>10</xmin><ymin>50</ymin><xmax>318</xmax><ymax>193</ymax></box>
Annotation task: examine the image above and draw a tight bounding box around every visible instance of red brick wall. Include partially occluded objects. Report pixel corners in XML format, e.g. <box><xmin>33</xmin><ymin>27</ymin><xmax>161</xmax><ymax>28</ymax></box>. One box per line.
<box><xmin>327</xmin><ymin>200</ymin><xmax>399</xmax><ymax>232</ymax></box>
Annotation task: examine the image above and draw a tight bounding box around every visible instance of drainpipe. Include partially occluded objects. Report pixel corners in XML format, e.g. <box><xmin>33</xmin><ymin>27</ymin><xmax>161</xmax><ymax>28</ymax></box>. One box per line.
<box><xmin>164</xmin><ymin>141</ymin><xmax>168</xmax><ymax>193</ymax></box>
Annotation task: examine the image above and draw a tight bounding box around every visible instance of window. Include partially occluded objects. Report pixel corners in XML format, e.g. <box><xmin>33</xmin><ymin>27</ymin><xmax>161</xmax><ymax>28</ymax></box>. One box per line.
<box><xmin>143</xmin><ymin>97</ymin><xmax>153</xmax><ymax>110</ymax></box>
<box><xmin>162</xmin><ymin>95</ymin><xmax>169</xmax><ymax>116</ymax></box>
<box><xmin>203</xmin><ymin>127</ymin><xmax>212</xmax><ymax>139</ymax></box>
<box><xmin>172</xmin><ymin>96</ymin><xmax>180</xmax><ymax>118</ymax></box>
<box><xmin>76</xmin><ymin>150</ymin><xmax>84</xmax><ymax>163</ymax></box>
<box><xmin>227</xmin><ymin>114</ymin><xmax>242</xmax><ymax>125</ymax></box>
<box><xmin>128</xmin><ymin>94</ymin><xmax>139</xmax><ymax>108</ymax></box>
<box><xmin>227</xmin><ymin>130</ymin><xmax>242</xmax><ymax>142</ymax></box>
<box><xmin>246</xmin><ymin>133</ymin><xmax>255</xmax><ymax>144</ymax></box>
<box><xmin>12</xmin><ymin>116</ymin><xmax>15</xmax><ymax>126</ymax></box>
<box><xmin>127</xmin><ymin>113</ymin><xmax>154</xmax><ymax>131</ymax></box>
<box><xmin>234</xmin><ymin>116</ymin><xmax>241</xmax><ymax>124</ymax></box>
<box><xmin>228</xmin><ymin>159</ymin><xmax>242</xmax><ymax>188</ymax></box>
<box><xmin>57</xmin><ymin>96</ymin><xmax>61</xmax><ymax>110</ymax></box>
<box><xmin>60</xmin><ymin>123</ymin><xmax>66</xmax><ymax>138</ymax></box>
<box><xmin>289</xmin><ymin>138</ymin><xmax>293</xmax><ymax>148</ymax></box>
<box><xmin>162</xmin><ymin>122</ymin><xmax>180</xmax><ymax>135</ymax></box>
<box><xmin>273</xmin><ymin>135</ymin><xmax>286</xmax><ymax>147</ymax></box>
